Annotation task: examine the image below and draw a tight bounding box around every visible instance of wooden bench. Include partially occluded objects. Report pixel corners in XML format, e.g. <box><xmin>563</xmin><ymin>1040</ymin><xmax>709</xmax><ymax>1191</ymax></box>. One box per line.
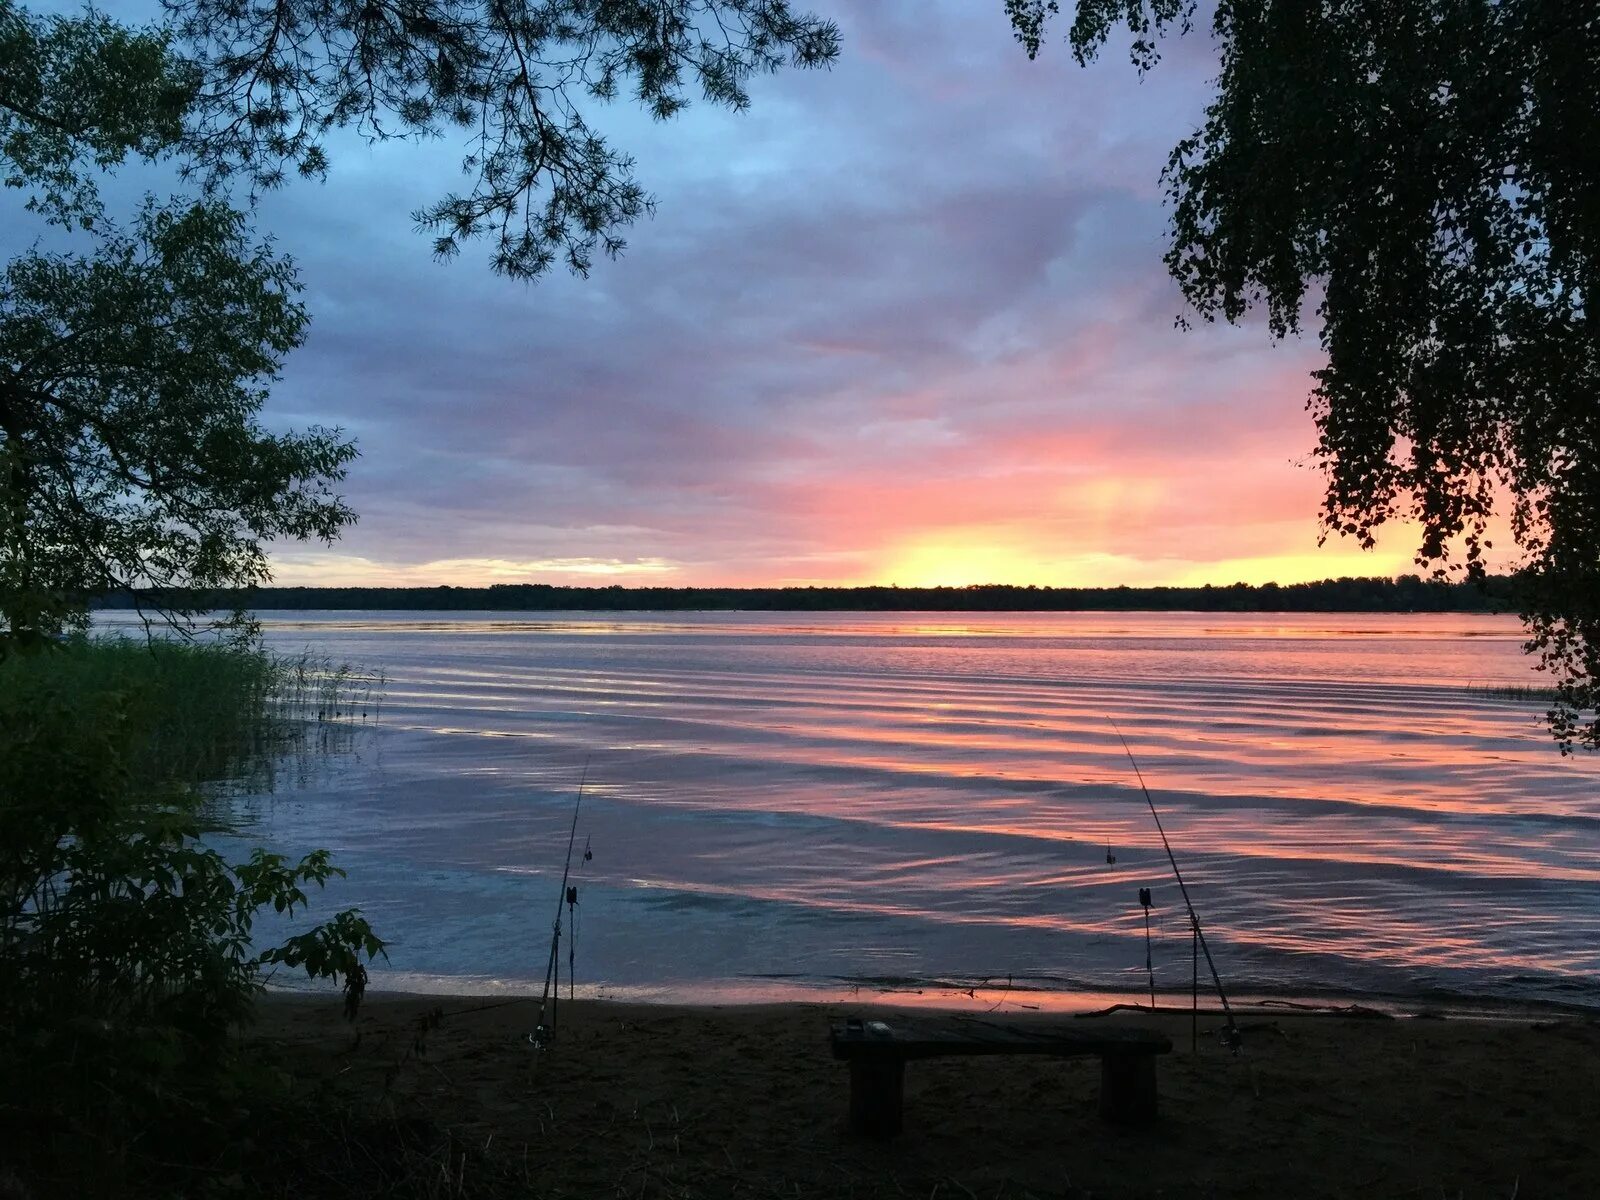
<box><xmin>830</xmin><ymin>1016</ymin><xmax>1172</xmax><ymax>1138</ymax></box>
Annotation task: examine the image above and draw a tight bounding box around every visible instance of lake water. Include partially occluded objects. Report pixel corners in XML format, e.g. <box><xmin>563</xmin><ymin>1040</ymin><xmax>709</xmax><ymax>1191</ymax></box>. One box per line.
<box><xmin>111</xmin><ymin>610</ymin><xmax>1600</xmax><ymax>1009</ymax></box>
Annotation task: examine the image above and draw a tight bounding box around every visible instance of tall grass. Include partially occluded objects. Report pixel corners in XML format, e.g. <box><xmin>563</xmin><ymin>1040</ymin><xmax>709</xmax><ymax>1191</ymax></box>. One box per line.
<box><xmin>0</xmin><ymin>636</ymin><xmax>384</xmax><ymax>794</ymax></box>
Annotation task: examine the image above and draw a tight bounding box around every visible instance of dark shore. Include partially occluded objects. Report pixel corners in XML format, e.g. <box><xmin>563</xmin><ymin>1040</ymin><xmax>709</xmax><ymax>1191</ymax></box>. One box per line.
<box><xmin>248</xmin><ymin>991</ymin><xmax>1600</xmax><ymax>1199</ymax></box>
<box><xmin>94</xmin><ymin>575</ymin><xmax>1517</xmax><ymax>614</ymax></box>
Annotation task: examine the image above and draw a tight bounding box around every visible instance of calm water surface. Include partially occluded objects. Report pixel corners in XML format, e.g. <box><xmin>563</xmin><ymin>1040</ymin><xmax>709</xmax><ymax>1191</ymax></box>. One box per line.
<box><xmin>123</xmin><ymin>611</ymin><xmax>1600</xmax><ymax>1007</ymax></box>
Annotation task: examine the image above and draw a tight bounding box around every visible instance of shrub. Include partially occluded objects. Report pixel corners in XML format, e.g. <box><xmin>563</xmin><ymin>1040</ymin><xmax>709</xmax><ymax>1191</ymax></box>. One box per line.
<box><xmin>0</xmin><ymin>637</ymin><xmax>385</xmax><ymax>1193</ymax></box>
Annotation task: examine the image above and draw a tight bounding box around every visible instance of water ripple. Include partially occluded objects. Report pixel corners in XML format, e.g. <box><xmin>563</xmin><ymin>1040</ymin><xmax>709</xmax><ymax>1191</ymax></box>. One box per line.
<box><xmin>105</xmin><ymin>609</ymin><xmax>1600</xmax><ymax>1008</ymax></box>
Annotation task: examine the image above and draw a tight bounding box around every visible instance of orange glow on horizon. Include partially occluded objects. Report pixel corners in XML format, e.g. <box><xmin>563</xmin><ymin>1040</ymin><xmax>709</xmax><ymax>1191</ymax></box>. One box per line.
<box><xmin>860</xmin><ymin>522</ymin><xmax>1429</xmax><ymax>591</ymax></box>
<box><xmin>269</xmin><ymin>534</ymin><xmax>1479</xmax><ymax>590</ymax></box>
<box><xmin>874</xmin><ymin>528</ymin><xmax>1067</xmax><ymax>588</ymax></box>
<box><xmin>269</xmin><ymin>478</ymin><xmax>1519</xmax><ymax>591</ymax></box>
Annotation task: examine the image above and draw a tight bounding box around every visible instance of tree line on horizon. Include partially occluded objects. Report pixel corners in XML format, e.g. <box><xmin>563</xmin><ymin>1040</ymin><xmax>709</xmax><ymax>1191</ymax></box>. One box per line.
<box><xmin>96</xmin><ymin>574</ymin><xmax>1519</xmax><ymax>614</ymax></box>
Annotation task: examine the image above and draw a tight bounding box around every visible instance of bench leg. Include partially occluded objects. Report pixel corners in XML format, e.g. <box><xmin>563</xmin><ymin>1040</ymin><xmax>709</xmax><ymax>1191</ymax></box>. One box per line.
<box><xmin>1099</xmin><ymin>1054</ymin><xmax>1158</xmax><ymax>1124</ymax></box>
<box><xmin>847</xmin><ymin>1059</ymin><xmax>905</xmax><ymax>1138</ymax></box>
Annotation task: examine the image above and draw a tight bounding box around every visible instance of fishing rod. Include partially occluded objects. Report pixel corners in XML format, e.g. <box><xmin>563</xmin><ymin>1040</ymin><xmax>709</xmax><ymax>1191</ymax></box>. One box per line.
<box><xmin>1139</xmin><ymin>886</ymin><xmax>1155</xmax><ymax>1012</ymax></box>
<box><xmin>531</xmin><ymin>759</ymin><xmax>590</xmax><ymax>1048</ymax></box>
<box><xmin>1110</xmin><ymin>720</ymin><xmax>1240</xmax><ymax>1050</ymax></box>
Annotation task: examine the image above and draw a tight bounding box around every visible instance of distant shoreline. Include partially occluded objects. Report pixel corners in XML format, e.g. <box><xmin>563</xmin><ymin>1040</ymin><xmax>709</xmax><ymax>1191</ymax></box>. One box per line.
<box><xmin>93</xmin><ymin>575</ymin><xmax>1520</xmax><ymax>614</ymax></box>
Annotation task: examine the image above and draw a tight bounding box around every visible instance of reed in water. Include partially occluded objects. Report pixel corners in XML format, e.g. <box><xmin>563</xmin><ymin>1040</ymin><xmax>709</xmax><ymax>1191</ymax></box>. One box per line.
<box><xmin>0</xmin><ymin>635</ymin><xmax>383</xmax><ymax>792</ymax></box>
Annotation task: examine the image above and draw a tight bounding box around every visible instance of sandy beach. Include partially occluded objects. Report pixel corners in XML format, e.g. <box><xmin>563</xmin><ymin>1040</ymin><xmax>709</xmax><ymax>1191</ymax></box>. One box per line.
<box><xmin>249</xmin><ymin>992</ymin><xmax>1600</xmax><ymax>1199</ymax></box>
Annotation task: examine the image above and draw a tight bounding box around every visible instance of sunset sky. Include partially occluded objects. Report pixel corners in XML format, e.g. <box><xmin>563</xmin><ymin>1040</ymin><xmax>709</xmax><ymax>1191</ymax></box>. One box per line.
<box><xmin>223</xmin><ymin>4</ymin><xmax>1431</xmax><ymax>587</ymax></box>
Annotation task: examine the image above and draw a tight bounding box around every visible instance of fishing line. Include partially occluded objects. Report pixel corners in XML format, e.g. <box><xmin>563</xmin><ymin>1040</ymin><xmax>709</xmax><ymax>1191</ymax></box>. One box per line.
<box><xmin>1110</xmin><ymin>719</ymin><xmax>1240</xmax><ymax>1051</ymax></box>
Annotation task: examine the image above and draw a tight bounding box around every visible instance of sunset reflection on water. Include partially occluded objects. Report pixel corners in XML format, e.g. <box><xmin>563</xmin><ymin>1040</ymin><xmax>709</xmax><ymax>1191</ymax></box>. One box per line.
<box><xmin>107</xmin><ymin>610</ymin><xmax>1600</xmax><ymax>1008</ymax></box>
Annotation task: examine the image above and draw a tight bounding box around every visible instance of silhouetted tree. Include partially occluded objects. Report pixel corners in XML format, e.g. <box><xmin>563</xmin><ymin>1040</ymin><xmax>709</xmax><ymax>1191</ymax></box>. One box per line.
<box><xmin>0</xmin><ymin>199</ymin><xmax>354</xmax><ymax>649</ymax></box>
<box><xmin>169</xmin><ymin>0</ymin><xmax>841</xmax><ymax>278</ymax></box>
<box><xmin>1010</xmin><ymin>1</ymin><xmax>1600</xmax><ymax>750</ymax></box>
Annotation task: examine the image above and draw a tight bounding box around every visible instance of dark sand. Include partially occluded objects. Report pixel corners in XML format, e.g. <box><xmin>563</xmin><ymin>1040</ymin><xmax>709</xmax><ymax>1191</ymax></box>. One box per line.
<box><xmin>253</xmin><ymin>992</ymin><xmax>1599</xmax><ymax>1199</ymax></box>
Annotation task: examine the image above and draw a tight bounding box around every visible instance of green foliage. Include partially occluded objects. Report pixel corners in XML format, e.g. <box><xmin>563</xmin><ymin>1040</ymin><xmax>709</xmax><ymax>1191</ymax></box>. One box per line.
<box><xmin>1012</xmin><ymin>1</ymin><xmax>1600</xmax><ymax>751</ymax></box>
<box><xmin>168</xmin><ymin>0</ymin><xmax>842</xmax><ymax>277</ymax></box>
<box><xmin>0</xmin><ymin>0</ymin><xmax>841</xmax><ymax>280</ymax></box>
<box><xmin>0</xmin><ymin>633</ymin><xmax>381</xmax><ymax>787</ymax></box>
<box><xmin>0</xmin><ymin>199</ymin><xmax>356</xmax><ymax>651</ymax></box>
<box><xmin>0</xmin><ymin>0</ymin><xmax>196</xmax><ymax>226</ymax></box>
<box><xmin>1005</xmin><ymin>0</ymin><xmax>1191</xmax><ymax>68</ymax></box>
<box><xmin>0</xmin><ymin>638</ymin><xmax>385</xmax><ymax>1194</ymax></box>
